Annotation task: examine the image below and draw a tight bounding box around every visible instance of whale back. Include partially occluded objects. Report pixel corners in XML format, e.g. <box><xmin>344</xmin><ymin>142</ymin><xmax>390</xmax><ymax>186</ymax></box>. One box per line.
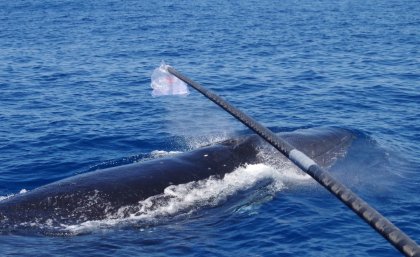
<box><xmin>0</xmin><ymin>128</ymin><xmax>354</xmax><ymax>229</ymax></box>
<box><xmin>281</xmin><ymin>127</ymin><xmax>354</xmax><ymax>167</ymax></box>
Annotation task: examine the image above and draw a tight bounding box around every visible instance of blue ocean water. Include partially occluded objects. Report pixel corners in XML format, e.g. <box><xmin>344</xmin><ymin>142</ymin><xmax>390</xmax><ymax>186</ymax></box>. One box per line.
<box><xmin>0</xmin><ymin>0</ymin><xmax>419</xmax><ymax>255</ymax></box>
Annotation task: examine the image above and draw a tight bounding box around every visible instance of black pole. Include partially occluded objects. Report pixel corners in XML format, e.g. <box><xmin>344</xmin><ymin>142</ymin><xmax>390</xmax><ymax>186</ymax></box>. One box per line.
<box><xmin>167</xmin><ymin>66</ymin><xmax>420</xmax><ymax>257</ymax></box>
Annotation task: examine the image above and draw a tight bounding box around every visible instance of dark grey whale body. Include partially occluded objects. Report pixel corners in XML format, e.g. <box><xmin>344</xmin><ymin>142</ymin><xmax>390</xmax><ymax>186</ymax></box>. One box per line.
<box><xmin>0</xmin><ymin>127</ymin><xmax>354</xmax><ymax>228</ymax></box>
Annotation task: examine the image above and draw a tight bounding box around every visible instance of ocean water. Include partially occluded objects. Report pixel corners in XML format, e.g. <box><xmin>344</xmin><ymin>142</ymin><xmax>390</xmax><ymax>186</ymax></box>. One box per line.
<box><xmin>0</xmin><ymin>0</ymin><xmax>419</xmax><ymax>256</ymax></box>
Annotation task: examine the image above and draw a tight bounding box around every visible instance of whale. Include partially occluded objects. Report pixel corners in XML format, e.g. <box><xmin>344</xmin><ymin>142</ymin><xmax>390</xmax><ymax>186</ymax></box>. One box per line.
<box><xmin>0</xmin><ymin>127</ymin><xmax>354</xmax><ymax>230</ymax></box>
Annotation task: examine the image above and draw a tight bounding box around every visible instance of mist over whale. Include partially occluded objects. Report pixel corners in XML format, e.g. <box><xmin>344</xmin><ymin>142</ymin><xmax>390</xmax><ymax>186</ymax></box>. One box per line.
<box><xmin>0</xmin><ymin>127</ymin><xmax>353</xmax><ymax>233</ymax></box>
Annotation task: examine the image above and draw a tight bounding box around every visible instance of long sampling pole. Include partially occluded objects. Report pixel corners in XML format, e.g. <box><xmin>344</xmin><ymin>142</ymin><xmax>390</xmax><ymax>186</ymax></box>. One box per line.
<box><xmin>166</xmin><ymin>65</ymin><xmax>420</xmax><ymax>257</ymax></box>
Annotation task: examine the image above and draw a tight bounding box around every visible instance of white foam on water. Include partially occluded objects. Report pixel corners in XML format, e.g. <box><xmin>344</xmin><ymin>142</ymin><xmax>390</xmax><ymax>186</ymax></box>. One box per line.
<box><xmin>150</xmin><ymin>150</ymin><xmax>183</xmax><ymax>158</ymax></box>
<box><xmin>0</xmin><ymin>189</ymin><xmax>28</xmax><ymax>202</ymax></box>
<box><xmin>62</xmin><ymin>162</ymin><xmax>311</xmax><ymax>235</ymax></box>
